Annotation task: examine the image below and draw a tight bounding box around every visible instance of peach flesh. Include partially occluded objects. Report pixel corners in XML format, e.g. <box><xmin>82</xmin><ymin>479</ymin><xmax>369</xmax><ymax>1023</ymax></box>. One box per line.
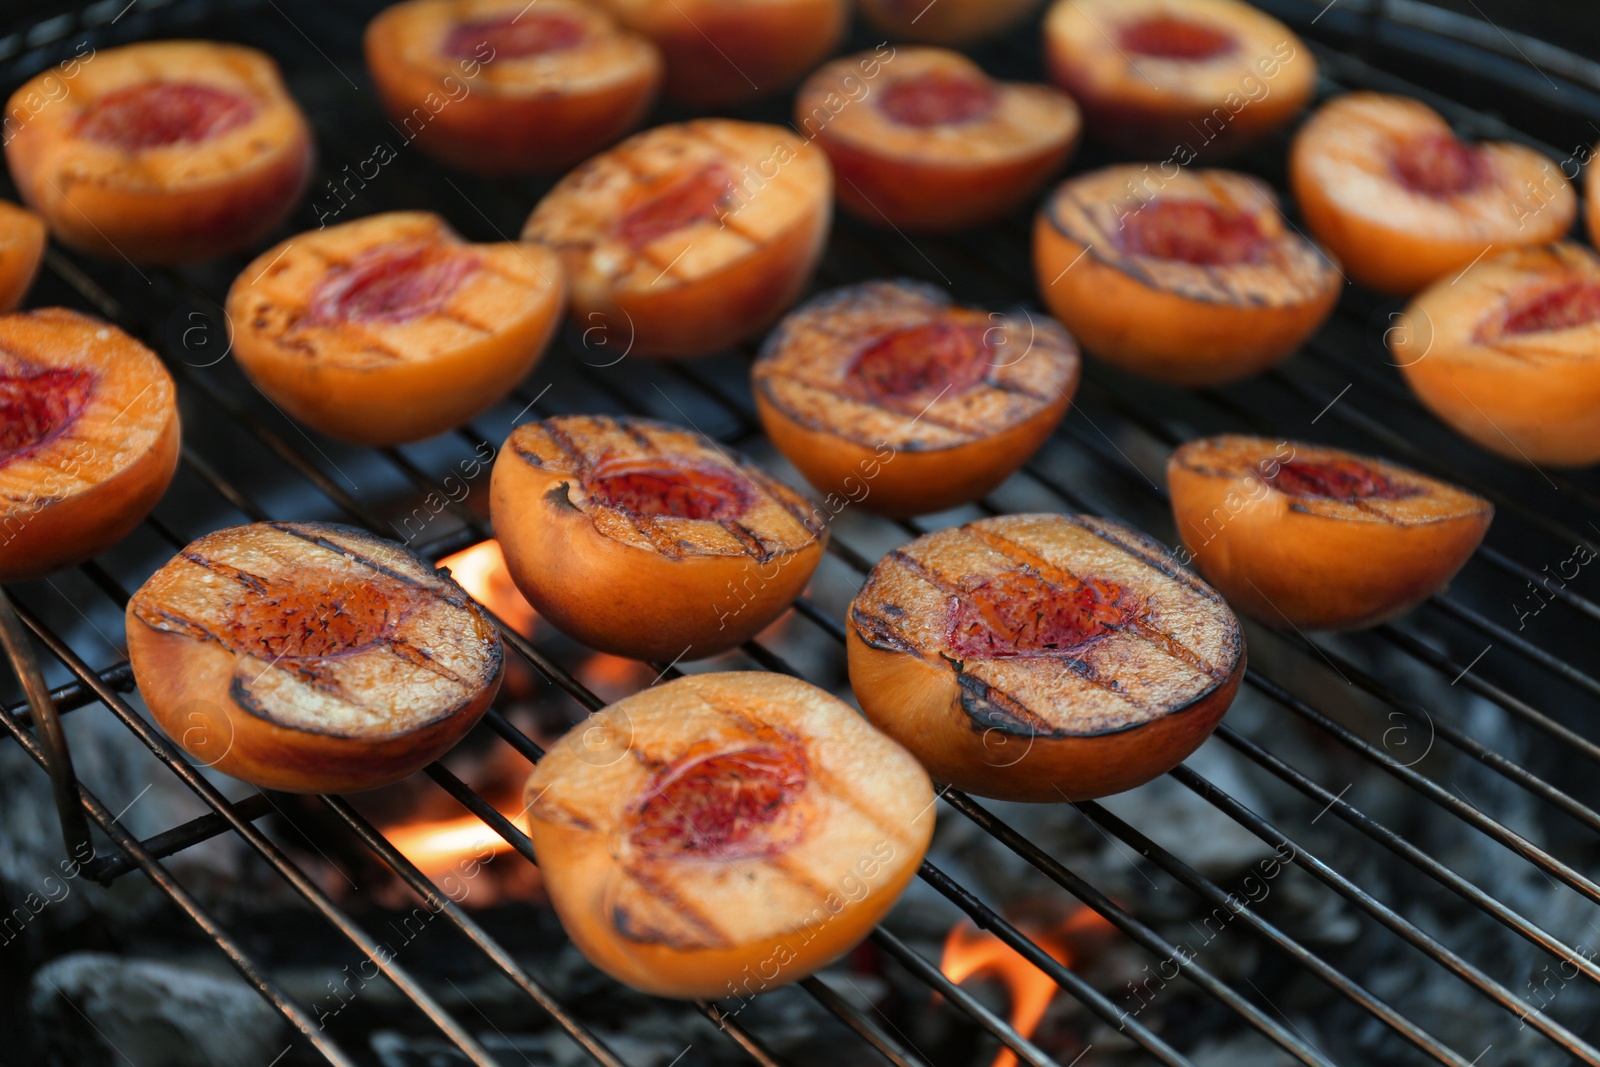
<box><xmin>627</xmin><ymin>741</ymin><xmax>809</xmax><ymax>858</ymax></box>
<box><xmin>307</xmin><ymin>242</ymin><xmax>481</xmax><ymax>325</ymax></box>
<box><xmin>944</xmin><ymin>568</ymin><xmax>1146</xmax><ymax>661</ymax></box>
<box><xmin>1120</xmin><ymin>199</ymin><xmax>1271</xmax><ymax>266</ymax></box>
<box><xmin>0</xmin><ymin>366</ymin><xmax>95</xmax><ymax>461</ymax></box>
<box><xmin>617</xmin><ymin>164</ymin><xmax>736</xmax><ymax>251</ymax></box>
<box><xmin>1391</xmin><ymin>132</ymin><xmax>1485</xmax><ymax>197</ymax></box>
<box><xmin>877</xmin><ymin>71</ymin><xmax>1000</xmax><ymax>127</ymax></box>
<box><xmin>219</xmin><ymin>570</ymin><xmax>422</xmax><ymax>660</ymax></box>
<box><xmin>76</xmin><ymin>81</ymin><xmax>256</xmax><ymax>151</ymax></box>
<box><xmin>1492</xmin><ymin>280</ymin><xmax>1600</xmax><ymax>337</ymax></box>
<box><xmin>441</xmin><ymin>11</ymin><xmax>589</xmax><ymax>58</ymax></box>
<box><xmin>584</xmin><ymin>460</ymin><xmax>753</xmax><ymax>521</ymax></box>
<box><xmin>1118</xmin><ymin>15</ymin><xmax>1237</xmax><ymax>60</ymax></box>
<box><xmin>849</xmin><ymin>320</ymin><xmax>991</xmax><ymax>401</ymax></box>
<box><xmin>1267</xmin><ymin>458</ymin><xmax>1422</xmax><ymax>502</ymax></box>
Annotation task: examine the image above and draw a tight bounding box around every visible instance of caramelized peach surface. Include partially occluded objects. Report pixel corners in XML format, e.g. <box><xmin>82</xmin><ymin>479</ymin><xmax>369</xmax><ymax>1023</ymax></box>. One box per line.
<box><xmin>797</xmin><ymin>48</ymin><xmax>1080</xmax><ymax>231</ymax></box>
<box><xmin>524</xmin><ymin>671</ymin><xmax>934</xmax><ymax>998</ymax></box>
<box><xmin>522</xmin><ymin>120</ymin><xmax>831</xmax><ymax>357</ymax></box>
<box><xmin>1290</xmin><ymin>93</ymin><xmax>1575</xmax><ymax>295</ymax></box>
<box><xmin>1394</xmin><ymin>243</ymin><xmax>1600</xmax><ymax>466</ymax></box>
<box><xmin>847</xmin><ymin>513</ymin><xmax>1244</xmax><ymax>801</ymax></box>
<box><xmin>754</xmin><ymin>280</ymin><xmax>1079</xmax><ymax>516</ymax></box>
<box><xmin>1035</xmin><ymin>166</ymin><xmax>1341</xmax><ymax>385</ymax></box>
<box><xmin>491</xmin><ymin>415</ymin><xmax>827</xmax><ymax>661</ymax></box>
<box><xmin>589</xmin><ymin>0</ymin><xmax>846</xmax><ymax>105</ymax></box>
<box><xmin>4</xmin><ymin>41</ymin><xmax>312</xmax><ymax>263</ymax></box>
<box><xmin>366</xmin><ymin>0</ymin><xmax>662</xmax><ymax>174</ymax></box>
<box><xmin>1044</xmin><ymin>0</ymin><xmax>1314</xmax><ymax>157</ymax></box>
<box><xmin>227</xmin><ymin>211</ymin><xmax>563</xmax><ymax>445</ymax></box>
<box><xmin>1169</xmin><ymin>435</ymin><xmax>1492</xmax><ymax>629</ymax></box>
<box><xmin>0</xmin><ymin>201</ymin><xmax>47</xmax><ymax>312</ymax></box>
<box><xmin>126</xmin><ymin>521</ymin><xmax>502</xmax><ymax>793</ymax></box>
<box><xmin>0</xmin><ymin>309</ymin><xmax>178</xmax><ymax>583</ymax></box>
<box><xmin>859</xmin><ymin>0</ymin><xmax>1043</xmax><ymax>45</ymax></box>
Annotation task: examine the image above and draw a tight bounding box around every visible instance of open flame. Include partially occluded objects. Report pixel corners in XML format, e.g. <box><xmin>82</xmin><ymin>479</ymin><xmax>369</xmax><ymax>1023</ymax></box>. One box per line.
<box><xmin>385</xmin><ymin>809</ymin><xmax>519</xmax><ymax>875</ymax></box>
<box><xmin>940</xmin><ymin>909</ymin><xmax>1110</xmax><ymax>1067</ymax></box>
<box><xmin>439</xmin><ymin>540</ymin><xmax>536</xmax><ymax>635</ymax></box>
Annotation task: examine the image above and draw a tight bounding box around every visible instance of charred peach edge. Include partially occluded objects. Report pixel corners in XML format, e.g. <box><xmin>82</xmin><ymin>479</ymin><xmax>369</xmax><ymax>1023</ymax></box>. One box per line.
<box><xmin>364</xmin><ymin>1</ymin><xmax>663</xmax><ymax>174</ymax></box>
<box><xmin>1396</xmin><ymin>244</ymin><xmax>1600</xmax><ymax>467</ymax></box>
<box><xmin>755</xmin><ymin>390</ymin><xmax>1071</xmax><ymax>518</ymax></box>
<box><xmin>4</xmin><ymin>42</ymin><xmax>313</xmax><ymax>264</ymax></box>
<box><xmin>859</xmin><ymin>0</ymin><xmax>1043</xmax><ymax>45</ymax></box>
<box><xmin>227</xmin><ymin>217</ymin><xmax>566</xmax><ymax>446</ymax></box>
<box><xmin>1043</xmin><ymin>0</ymin><xmax>1315</xmax><ymax>156</ymax></box>
<box><xmin>1588</xmin><ymin>155</ymin><xmax>1599</xmax><ymax>248</ymax></box>
<box><xmin>1032</xmin><ymin>202</ymin><xmax>1340</xmax><ymax>387</ymax></box>
<box><xmin>126</xmin><ymin>620</ymin><xmax>500</xmax><ymax>793</ymax></box>
<box><xmin>800</xmin><ymin>51</ymin><xmax>1080</xmax><ymax>232</ymax></box>
<box><xmin>490</xmin><ymin>444</ymin><xmax>826</xmax><ymax>662</ymax></box>
<box><xmin>524</xmin><ymin>672</ymin><xmax>934</xmax><ymax>999</ymax></box>
<box><xmin>599</xmin><ymin>0</ymin><xmax>846</xmax><ymax>106</ymax></box>
<box><xmin>1288</xmin><ymin>95</ymin><xmax>1575</xmax><ymax>296</ymax></box>
<box><xmin>1167</xmin><ymin>440</ymin><xmax>1492</xmax><ymax>630</ymax></box>
<box><xmin>0</xmin><ymin>202</ymin><xmax>46</xmax><ymax>312</ymax></box>
<box><xmin>847</xmin><ymin>624</ymin><xmax>1242</xmax><ymax>801</ymax></box>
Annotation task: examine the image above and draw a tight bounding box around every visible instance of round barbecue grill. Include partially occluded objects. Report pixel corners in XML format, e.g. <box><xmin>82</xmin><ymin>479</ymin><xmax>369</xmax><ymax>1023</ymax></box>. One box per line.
<box><xmin>3</xmin><ymin>0</ymin><xmax>1600</xmax><ymax>1065</ymax></box>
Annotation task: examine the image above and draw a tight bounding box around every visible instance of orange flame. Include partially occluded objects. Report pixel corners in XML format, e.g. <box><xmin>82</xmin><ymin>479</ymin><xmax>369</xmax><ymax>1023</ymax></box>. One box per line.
<box><xmin>940</xmin><ymin>921</ymin><xmax>1072</xmax><ymax>1067</ymax></box>
<box><xmin>439</xmin><ymin>540</ymin><xmax>536</xmax><ymax>635</ymax></box>
<box><xmin>383</xmin><ymin>804</ymin><xmax>521</xmax><ymax>879</ymax></box>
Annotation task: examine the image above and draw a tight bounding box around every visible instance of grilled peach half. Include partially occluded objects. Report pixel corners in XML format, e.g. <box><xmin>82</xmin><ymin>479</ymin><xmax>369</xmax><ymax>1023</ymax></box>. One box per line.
<box><xmin>522</xmin><ymin>120</ymin><xmax>831</xmax><ymax>358</ymax></box>
<box><xmin>0</xmin><ymin>309</ymin><xmax>179</xmax><ymax>583</ymax></box>
<box><xmin>859</xmin><ymin>0</ymin><xmax>1043</xmax><ymax>45</ymax></box>
<box><xmin>524</xmin><ymin>670</ymin><xmax>934</xmax><ymax>999</ymax></box>
<box><xmin>365</xmin><ymin>0</ymin><xmax>662</xmax><ymax>174</ymax></box>
<box><xmin>1393</xmin><ymin>243</ymin><xmax>1600</xmax><ymax>467</ymax></box>
<box><xmin>590</xmin><ymin>0</ymin><xmax>846</xmax><ymax>106</ymax></box>
<box><xmin>491</xmin><ymin>416</ymin><xmax>827</xmax><ymax>662</ymax></box>
<box><xmin>1588</xmin><ymin>150</ymin><xmax>1600</xmax><ymax>248</ymax></box>
<box><xmin>754</xmin><ymin>280</ymin><xmax>1080</xmax><ymax>517</ymax></box>
<box><xmin>1044</xmin><ymin>0</ymin><xmax>1314</xmax><ymax>157</ymax></box>
<box><xmin>797</xmin><ymin>48</ymin><xmax>1080</xmax><ymax>232</ymax></box>
<box><xmin>1169</xmin><ymin>436</ymin><xmax>1492</xmax><ymax>630</ymax></box>
<box><xmin>847</xmin><ymin>513</ymin><xmax>1244</xmax><ymax>802</ymax></box>
<box><xmin>127</xmin><ymin>521</ymin><xmax>503</xmax><ymax>794</ymax></box>
<box><xmin>227</xmin><ymin>211</ymin><xmax>563</xmax><ymax>446</ymax></box>
<box><xmin>1035</xmin><ymin>165</ymin><xmax>1341</xmax><ymax>385</ymax></box>
<box><xmin>1290</xmin><ymin>93</ymin><xmax>1575</xmax><ymax>295</ymax></box>
<box><xmin>4</xmin><ymin>41</ymin><xmax>313</xmax><ymax>264</ymax></box>
<box><xmin>0</xmin><ymin>202</ymin><xmax>46</xmax><ymax>312</ymax></box>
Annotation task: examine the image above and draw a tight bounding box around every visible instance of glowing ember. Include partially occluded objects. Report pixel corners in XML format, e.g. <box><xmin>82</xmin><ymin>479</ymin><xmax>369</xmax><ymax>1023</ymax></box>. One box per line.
<box><xmin>439</xmin><ymin>540</ymin><xmax>536</xmax><ymax>635</ymax></box>
<box><xmin>940</xmin><ymin>921</ymin><xmax>1070</xmax><ymax>1067</ymax></box>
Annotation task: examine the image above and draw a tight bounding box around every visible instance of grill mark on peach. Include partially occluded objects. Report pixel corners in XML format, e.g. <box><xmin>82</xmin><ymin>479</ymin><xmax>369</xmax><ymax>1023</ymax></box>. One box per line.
<box><xmin>961</xmin><ymin>525</ymin><xmax>1227</xmax><ymax>682</ymax></box>
<box><xmin>269</xmin><ymin>521</ymin><xmax>456</xmax><ymax>596</ymax></box>
<box><xmin>776</xmin><ymin>377</ymin><xmax>984</xmax><ymax>436</ymax></box>
<box><xmin>612</xmin><ymin>862</ymin><xmax>733</xmax><ymax>948</ymax></box>
<box><xmin>720</xmin><ymin>520</ymin><xmax>774</xmax><ymax>562</ymax></box>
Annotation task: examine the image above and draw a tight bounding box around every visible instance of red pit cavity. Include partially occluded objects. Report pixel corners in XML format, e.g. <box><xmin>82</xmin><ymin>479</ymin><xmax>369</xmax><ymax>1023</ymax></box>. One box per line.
<box><xmin>442</xmin><ymin>11</ymin><xmax>587</xmax><ymax>60</ymax></box>
<box><xmin>851</xmin><ymin>320</ymin><xmax>992</xmax><ymax>402</ymax></box>
<box><xmin>77</xmin><ymin>81</ymin><xmax>255</xmax><ymax>151</ymax></box>
<box><xmin>629</xmin><ymin>744</ymin><xmax>809</xmax><ymax>858</ymax></box>
<box><xmin>220</xmin><ymin>573</ymin><xmax>416</xmax><ymax>660</ymax></box>
<box><xmin>1496</xmin><ymin>280</ymin><xmax>1600</xmax><ymax>336</ymax></box>
<box><xmin>948</xmin><ymin>568</ymin><xmax>1145</xmax><ymax>659</ymax></box>
<box><xmin>878</xmin><ymin>71</ymin><xmax>1000</xmax><ymax>128</ymax></box>
<box><xmin>1118</xmin><ymin>15</ymin><xmax>1237</xmax><ymax>61</ymax></box>
<box><xmin>0</xmin><ymin>366</ymin><xmax>95</xmax><ymax>463</ymax></box>
<box><xmin>1391</xmin><ymin>133</ymin><xmax>1486</xmax><ymax>197</ymax></box>
<box><xmin>1122</xmin><ymin>200</ymin><xmax>1272</xmax><ymax>266</ymax></box>
<box><xmin>1267</xmin><ymin>459</ymin><xmax>1420</xmax><ymax>502</ymax></box>
<box><xmin>586</xmin><ymin>459</ymin><xmax>752</xmax><ymax>521</ymax></box>
<box><xmin>617</xmin><ymin>164</ymin><xmax>736</xmax><ymax>250</ymax></box>
<box><xmin>308</xmin><ymin>241</ymin><xmax>480</xmax><ymax>325</ymax></box>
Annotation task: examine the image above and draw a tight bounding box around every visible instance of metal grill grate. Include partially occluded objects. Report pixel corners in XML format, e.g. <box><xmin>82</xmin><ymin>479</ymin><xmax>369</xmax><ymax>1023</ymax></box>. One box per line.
<box><xmin>4</xmin><ymin>0</ymin><xmax>1600</xmax><ymax>1064</ymax></box>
